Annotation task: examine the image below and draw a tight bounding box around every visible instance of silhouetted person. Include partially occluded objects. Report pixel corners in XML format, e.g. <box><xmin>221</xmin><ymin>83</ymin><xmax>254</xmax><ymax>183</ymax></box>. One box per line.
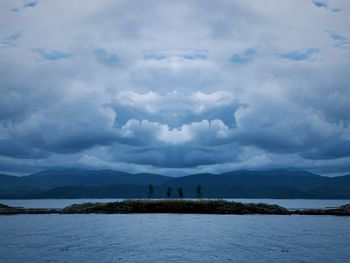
<box><xmin>166</xmin><ymin>187</ymin><xmax>172</xmax><ymax>198</ymax></box>
<box><xmin>178</xmin><ymin>187</ymin><xmax>184</xmax><ymax>198</ymax></box>
<box><xmin>148</xmin><ymin>184</ymin><xmax>154</xmax><ymax>199</ymax></box>
<box><xmin>196</xmin><ymin>185</ymin><xmax>202</xmax><ymax>198</ymax></box>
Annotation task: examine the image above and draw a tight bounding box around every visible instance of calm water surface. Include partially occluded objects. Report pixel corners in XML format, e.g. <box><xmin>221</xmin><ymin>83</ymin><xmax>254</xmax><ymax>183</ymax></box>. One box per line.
<box><xmin>1</xmin><ymin>199</ymin><xmax>350</xmax><ymax>262</ymax></box>
<box><xmin>0</xmin><ymin>214</ymin><xmax>350</xmax><ymax>263</ymax></box>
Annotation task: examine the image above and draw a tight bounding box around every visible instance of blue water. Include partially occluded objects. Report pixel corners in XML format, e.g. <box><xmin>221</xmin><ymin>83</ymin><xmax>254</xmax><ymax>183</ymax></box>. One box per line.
<box><xmin>1</xmin><ymin>198</ymin><xmax>350</xmax><ymax>209</ymax></box>
<box><xmin>0</xmin><ymin>214</ymin><xmax>350</xmax><ymax>262</ymax></box>
<box><xmin>1</xmin><ymin>199</ymin><xmax>350</xmax><ymax>262</ymax></box>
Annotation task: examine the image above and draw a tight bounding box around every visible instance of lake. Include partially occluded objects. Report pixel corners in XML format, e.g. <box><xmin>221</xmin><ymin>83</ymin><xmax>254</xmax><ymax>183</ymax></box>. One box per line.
<box><xmin>1</xmin><ymin>214</ymin><xmax>350</xmax><ymax>262</ymax></box>
<box><xmin>1</xmin><ymin>199</ymin><xmax>350</xmax><ymax>262</ymax></box>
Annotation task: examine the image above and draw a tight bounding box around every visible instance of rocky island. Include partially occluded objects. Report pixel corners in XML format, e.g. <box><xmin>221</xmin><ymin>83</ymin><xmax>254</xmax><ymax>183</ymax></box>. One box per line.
<box><xmin>1</xmin><ymin>200</ymin><xmax>350</xmax><ymax>216</ymax></box>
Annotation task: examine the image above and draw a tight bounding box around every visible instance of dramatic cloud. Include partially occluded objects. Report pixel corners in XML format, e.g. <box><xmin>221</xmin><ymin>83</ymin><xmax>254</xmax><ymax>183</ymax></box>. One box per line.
<box><xmin>0</xmin><ymin>0</ymin><xmax>350</xmax><ymax>175</ymax></box>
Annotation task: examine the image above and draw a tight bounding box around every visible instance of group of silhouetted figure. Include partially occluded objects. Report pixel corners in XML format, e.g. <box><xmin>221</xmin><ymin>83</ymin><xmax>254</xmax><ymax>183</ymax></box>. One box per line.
<box><xmin>148</xmin><ymin>184</ymin><xmax>202</xmax><ymax>198</ymax></box>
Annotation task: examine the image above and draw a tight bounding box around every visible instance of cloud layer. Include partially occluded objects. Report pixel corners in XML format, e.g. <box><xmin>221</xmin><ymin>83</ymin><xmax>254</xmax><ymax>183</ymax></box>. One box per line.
<box><xmin>1</xmin><ymin>0</ymin><xmax>350</xmax><ymax>175</ymax></box>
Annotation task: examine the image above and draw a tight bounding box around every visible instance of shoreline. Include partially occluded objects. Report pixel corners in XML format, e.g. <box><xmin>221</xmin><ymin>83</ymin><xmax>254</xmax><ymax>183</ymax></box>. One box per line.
<box><xmin>1</xmin><ymin>200</ymin><xmax>350</xmax><ymax>216</ymax></box>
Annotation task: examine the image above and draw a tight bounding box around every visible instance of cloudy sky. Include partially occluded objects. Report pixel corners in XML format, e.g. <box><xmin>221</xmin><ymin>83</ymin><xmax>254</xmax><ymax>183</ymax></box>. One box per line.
<box><xmin>1</xmin><ymin>0</ymin><xmax>350</xmax><ymax>176</ymax></box>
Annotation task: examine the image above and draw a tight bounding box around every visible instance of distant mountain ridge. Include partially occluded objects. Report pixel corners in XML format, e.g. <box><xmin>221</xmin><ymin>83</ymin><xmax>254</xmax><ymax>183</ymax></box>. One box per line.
<box><xmin>0</xmin><ymin>169</ymin><xmax>171</xmax><ymax>189</ymax></box>
<box><xmin>1</xmin><ymin>169</ymin><xmax>350</xmax><ymax>199</ymax></box>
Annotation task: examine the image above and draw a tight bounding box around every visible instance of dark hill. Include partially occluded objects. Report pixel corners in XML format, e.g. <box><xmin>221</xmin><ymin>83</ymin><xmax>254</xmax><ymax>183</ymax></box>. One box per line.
<box><xmin>162</xmin><ymin>170</ymin><xmax>350</xmax><ymax>191</ymax></box>
<box><xmin>1</xmin><ymin>169</ymin><xmax>350</xmax><ymax>199</ymax></box>
<box><xmin>0</xmin><ymin>169</ymin><xmax>171</xmax><ymax>189</ymax></box>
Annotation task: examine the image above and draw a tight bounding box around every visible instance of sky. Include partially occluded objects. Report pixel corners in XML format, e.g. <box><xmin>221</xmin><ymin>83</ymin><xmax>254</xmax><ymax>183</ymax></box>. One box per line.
<box><xmin>0</xmin><ymin>0</ymin><xmax>350</xmax><ymax>176</ymax></box>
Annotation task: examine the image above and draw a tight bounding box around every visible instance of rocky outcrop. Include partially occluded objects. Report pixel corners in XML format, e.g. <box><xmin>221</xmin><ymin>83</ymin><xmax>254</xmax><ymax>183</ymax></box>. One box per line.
<box><xmin>1</xmin><ymin>201</ymin><xmax>350</xmax><ymax>215</ymax></box>
<box><xmin>0</xmin><ymin>203</ymin><xmax>60</xmax><ymax>215</ymax></box>
<box><xmin>61</xmin><ymin>200</ymin><xmax>291</xmax><ymax>215</ymax></box>
<box><xmin>0</xmin><ymin>203</ymin><xmax>10</xmax><ymax>209</ymax></box>
<box><xmin>293</xmin><ymin>204</ymin><xmax>350</xmax><ymax>216</ymax></box>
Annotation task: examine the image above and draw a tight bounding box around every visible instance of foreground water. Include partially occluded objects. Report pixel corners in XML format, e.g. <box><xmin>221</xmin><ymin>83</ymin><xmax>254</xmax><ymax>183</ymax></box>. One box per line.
<box><xmin>0</xmin><ymin>213</ymin><xmax>350</xmax><ymax>263</ymax></box>
<box><xmin>1</xmin><ymin>199</ymin><xmax>350</xmax><ymax>262</ymax></box>
<box><xmin>1</xmin><ymin>198</ymin><xmax>350</xmax><ymax>209</ymax></box>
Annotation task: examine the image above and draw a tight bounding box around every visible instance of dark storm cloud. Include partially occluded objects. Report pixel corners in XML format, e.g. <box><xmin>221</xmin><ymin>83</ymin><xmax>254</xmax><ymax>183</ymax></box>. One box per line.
<box><xmin>301</xmin><ymin>140</ymin><xmax>350</xmax><ymax>160</ymax></box>
<box><xmin>111</xmin><ymin>91</ymin><xmax>239</xmax><ymax>128</ymax></box>
<box><xmin>0</xmin><ymin>0</ymin><xmax>350</xmax><ymax>175</ymax></box>
<box><xmin>100</xmin><ymin>138</ymin><xmax>242</xmax><ymax>169</ymax></box>
<box><xmin>0</xmin><ymin>139</ymin><xmax>49</xmax><ymax>159</ymax></box>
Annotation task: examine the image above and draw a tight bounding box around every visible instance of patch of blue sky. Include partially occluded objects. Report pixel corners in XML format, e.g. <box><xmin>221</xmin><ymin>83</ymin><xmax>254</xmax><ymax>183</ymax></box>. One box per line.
<box><xmin>230</xmin><ymin>48</ymin><xmax>257</xmax><ymax>63</ymax></box>
<box><xmin>183</xmin><ymin>53</ymin><xmax>207</xmax><ymax>60</ymax></box>
<box><xmin>312</xmin><ymin>0</ymin><xmax>341</xmax><ymax>12</ymax></box>
<box><xmin>328</xmin><ymin>31</ymin><xmax>349</xmax><ymax>47</ymax></box>
<box><xmin>33</xmin><ymin>49</ymin><xmax>73</xmax><ymax>61</ymax></box>
<box><xmin>0</xmin><ymin>31</ymin><xmax>24</xmax><ymax>48</ymax></box>
<box><xmin>143</xmin><ymin>53</ymin><xmax>168</xmax><ymax>60</ymax></box>
<box><xmin>94</xmin><ymin>48</ymin><xmax>119</xmax><ymax>66</ymax></box>
<box><xmin>143</xmin><ymin>49</ymin><xmax>207</xmax><ymax>61</ymax></box>
<box><xmin>24</xmin><ymin>0</ymin><xmax>39</xmax><ymax>8</ymax></box>
<box><xmin>276</xmin><ymin>49</ymin><xmax>318</xmax><ymax>61</ymax></box>
<box><xmin>313</xmin><ymin>0</ymin><xmax>327</xmax><ymax>8</ymax></box>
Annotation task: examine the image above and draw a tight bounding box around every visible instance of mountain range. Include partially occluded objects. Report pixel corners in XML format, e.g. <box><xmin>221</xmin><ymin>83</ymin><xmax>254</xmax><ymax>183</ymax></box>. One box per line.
<box><xmin>1</xmin><ymin>169</ymin><xmax>350</xmax><ymax>199</ymax></box>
